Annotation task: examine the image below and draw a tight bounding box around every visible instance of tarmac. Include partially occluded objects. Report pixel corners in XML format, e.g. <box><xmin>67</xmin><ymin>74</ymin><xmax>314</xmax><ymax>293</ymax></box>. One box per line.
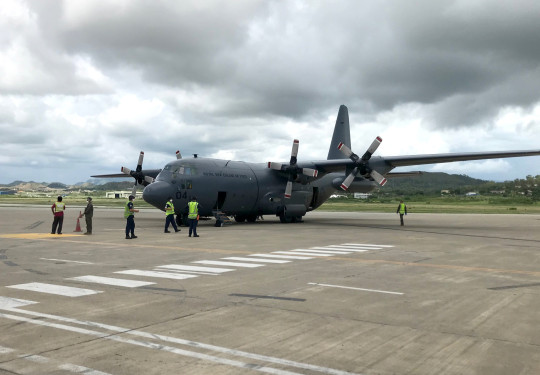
<box><xmin>1</xmin><ymin>204</ymin><xmax>540</xmax><ymax>375</ymax></box>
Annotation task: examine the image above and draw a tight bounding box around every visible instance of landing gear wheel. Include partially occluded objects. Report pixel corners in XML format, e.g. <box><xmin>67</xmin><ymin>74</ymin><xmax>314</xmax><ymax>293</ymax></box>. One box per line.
<box><xmin>246</xmin><ymin>215</ymin><xmax>257</xmax><ymax>223</ymax></box>
<box><xmin>234</xmin><ymin>215</ymin><xmax>246</xmax><ymax>223</ymax></box>
<box><xmin>214</xmin><ymin>219</ymin><xmax>223</xmax><ymax>227</ymax></box>
<box><xmin>279</xmin><ymin>213</ymin><xmax>293</xmax><ymax>223</ymax></box>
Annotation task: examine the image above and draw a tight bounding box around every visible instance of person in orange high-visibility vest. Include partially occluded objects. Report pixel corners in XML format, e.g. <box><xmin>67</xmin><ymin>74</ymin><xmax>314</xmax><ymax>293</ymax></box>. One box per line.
<box><xmin>51</xmin><ymin>196</ymin><xmax>66</xmax><ymax>234</ymax></box>
<box><xmin>396</xmin><ymin>200</ymin><xmax>407</xmax><ymax>226</ymax></box>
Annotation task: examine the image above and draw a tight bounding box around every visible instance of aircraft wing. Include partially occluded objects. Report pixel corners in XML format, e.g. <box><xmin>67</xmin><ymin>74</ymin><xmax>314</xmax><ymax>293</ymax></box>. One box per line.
<box><xmin>302</xmin><ymin>149</ymin><xmax>540</xmax><ymax>174</ymax></box>
<box><xmin>383</xmin><ymin>150</ymin><xmax>540</xmax><ymax>167</ymax></box>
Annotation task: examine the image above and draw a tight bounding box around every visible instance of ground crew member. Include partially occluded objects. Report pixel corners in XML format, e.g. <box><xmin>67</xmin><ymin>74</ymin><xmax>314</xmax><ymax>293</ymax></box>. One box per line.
<box><xmin>83</xmin><ymin>197</ymin><xmax>93</xmax><ymax>235</ymax></box>
<box><xmin>164</xmin><ymin>197</ymin><xmax>180</xmax><ymax>233</ymax></box>
<box><xmin>125</xmin><ymin>195</ymin><xmax>139</xmax><ymax>239</ymax></box>
<box><xmin>187</xmin><ymin>196</ymin><xmax>200</xmax><ymax>237</ymax></box>
<box><xmin>396</xmin><ymin>200</ymin><xmax>407</xmax><ymax>226</ymax></box>
<box><xmin>51</xmin><ymin>196</ymin><xmax>65</xmax><ymax>234</ymax></box>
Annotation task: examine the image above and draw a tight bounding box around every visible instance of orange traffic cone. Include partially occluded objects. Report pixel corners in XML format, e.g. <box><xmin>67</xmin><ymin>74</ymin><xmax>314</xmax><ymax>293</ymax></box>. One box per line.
<box><xmin>74</xmin><ymin>211</ymin><xmax>82</xmax><ymax>232</ymax></box>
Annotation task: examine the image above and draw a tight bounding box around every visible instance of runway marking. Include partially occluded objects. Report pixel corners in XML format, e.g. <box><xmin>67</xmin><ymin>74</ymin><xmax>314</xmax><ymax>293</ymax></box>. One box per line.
<box><xmin>0</xmin><ymin>345</ymin><xmax>14</xmax><ymax>354</ymax></box>
<box><xmin>156</xmin><ymin>264</ymin><xmax>234</xmax><ymax>273</ymax></box>
<box><xmin>0</xmin><ymin>233</ymin><xmax>83</xmax><ymax>239</ymax></box>
<box><xmin>0</xmin><ymin>301</ymin><xmax>361</xmax><ymax>375</ymax></box>
<box><xmin>310</xmin><ymin>247</ymin><xmax>368</xmax><ymax>253</ymax></box>
<box><xmin>308</xmin><ymin>282</ymin><xmax>404</xmax><ymax>295</ymax></box>
<box><xmin>274</xmin><ymin>251</ymin><xmax>333</xmax><ymax>257</ymax></box>
<box><xmin>41</xmin><ymin>258</ymin><xmax>95</xmax><ymax>264</ymax></box>
<box><xmin>250</xmin><ymin>253</ymin><xmax>314</xmax><ymax>260</ymax></box>
<box><xmin>7</xmin><ymin>283</ymin><xmax>102</xmax><ymax>297</ymax></box>
<box><xmin>193</xmin><ymin>260</ymin><xmax>264</xmax><ymax>268</ymax></box>
<box><xmin>0</xmin><ymin>296</ymin><xmax>37</xmax><ymax>309</ymax></box>
<box><xmin>297</xmin><ymin>249</ymin><xmax>351</xmax><ymax>254</ymax></box>
<box><xmin>115</xmin><ymin>270</ymin><xmax>198</xmax><ymax>280</ymax></box>
<box><xmin>68</xmin><ymin>275</ymin><xmax>156</xmax><ymax>288</ymax></box>
<box><xmin>342</xmin><ymin>243</ymin><xmax>394</xmax><ymax>248</ymax></box>
<box><xmin>223</xmin><ymin>257</ymin><xmax>291</xmax><ymax>264</ymax></box>
<box><xmin>0</xmin><ymin>344</ymin><xmax>113</xmax><ymax>375</ymax></box>
<box><xmin>58</xmin><ymin>363</ymin><xmax>112</xmax><ymax>374</ymax></box>
<box><xmin>230</xmin><ymin>293</ymin><xmax>306</xmax><ymax>302</ymax></box>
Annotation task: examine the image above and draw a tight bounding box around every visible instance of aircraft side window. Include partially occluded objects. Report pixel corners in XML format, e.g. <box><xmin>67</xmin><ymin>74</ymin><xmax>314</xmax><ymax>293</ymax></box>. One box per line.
<box><xmin>179</xmin><ymin>167</ymin><xmax>185</xmax><ymax>175</ymax></box>
<box><xmin>164</xmin><ymin>165</ymin><xmax>172</xmax><ymax>171</ymax></box>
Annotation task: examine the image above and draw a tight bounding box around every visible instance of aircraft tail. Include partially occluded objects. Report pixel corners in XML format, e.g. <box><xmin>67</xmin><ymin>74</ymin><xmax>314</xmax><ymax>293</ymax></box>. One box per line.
<box><xmin>327</xmin><ymin>105</ymin><xmax>351</xmax><ymax>160</ymax></box>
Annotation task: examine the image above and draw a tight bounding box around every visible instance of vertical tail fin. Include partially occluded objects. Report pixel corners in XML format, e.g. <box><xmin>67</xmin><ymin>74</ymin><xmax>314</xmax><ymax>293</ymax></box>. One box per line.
<box><xmin>327</xmin><ymin>105</ymin><xmax>351</xmax><ymax>160</ymax></box>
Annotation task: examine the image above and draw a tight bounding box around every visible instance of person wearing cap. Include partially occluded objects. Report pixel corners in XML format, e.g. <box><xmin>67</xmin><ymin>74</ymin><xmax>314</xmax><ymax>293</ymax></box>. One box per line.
<box><xmin>51</xmin><ymin>195</ymin><xmax>65</xmax><ymax>234</ymax></box>
<box><xmin>164</xmin><ymin>197</ymin><xmax>180</xmax><ymax>233</ymax></box>
<box><xmin>124</xmin><ymin>195</ymin><xmax>139</xmax><ymax>239</ymax></box>
<box><xmin>83</xmin><ymin>197</ymin><xmax>94</xmax><ymax>235</ymax></box>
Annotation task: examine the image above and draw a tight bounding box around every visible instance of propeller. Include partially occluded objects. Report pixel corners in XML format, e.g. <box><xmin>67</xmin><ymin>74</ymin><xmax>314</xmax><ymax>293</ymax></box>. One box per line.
<box><xmin>176</xmin><ymin>150</ymin><xmax>182</xmax><ymax>159</ymax></box>
<box><xmin>268</xmin><ymin>139</ymin><xmax>318</xmax><ymax>198</ymax></box>
<box><xmin>337</xmin><ymin>136</ymin><xmax>387</xmax><ymax>190</ymax></box>
<box><xmin>121</xmin><ymin>151</ymin><xmax>155</xmax><ymax>197</ymax></box>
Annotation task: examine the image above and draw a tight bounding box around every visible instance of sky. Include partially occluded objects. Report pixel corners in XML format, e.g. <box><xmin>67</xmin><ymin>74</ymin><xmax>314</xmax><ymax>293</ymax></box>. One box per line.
<box><xmin>2</xmin><ymin>0</ymin><xmax>540</xmax><ymax>185</ymax></box>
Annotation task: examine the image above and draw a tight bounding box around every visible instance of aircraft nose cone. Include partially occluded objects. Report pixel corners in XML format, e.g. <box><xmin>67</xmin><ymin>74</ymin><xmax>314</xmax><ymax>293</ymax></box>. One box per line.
<box><xmin>142</xmin><ymin>181</ymin><xmax>174</xmax><ymax>209</ymax></box>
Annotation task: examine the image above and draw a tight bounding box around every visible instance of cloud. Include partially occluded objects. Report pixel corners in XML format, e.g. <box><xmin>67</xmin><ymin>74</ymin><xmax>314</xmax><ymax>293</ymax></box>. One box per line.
<box><xmin>1</xmin><ymin>0</ymin><xmax>540</xmax><ymax>184</ymax></box>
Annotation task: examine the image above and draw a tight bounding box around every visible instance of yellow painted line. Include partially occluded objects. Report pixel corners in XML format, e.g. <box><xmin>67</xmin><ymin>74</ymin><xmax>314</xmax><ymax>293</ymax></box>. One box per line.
<box><xmin>0</xmin><ymin>233</ymin><xmax>83</xmax><ymax>239</ymax></box>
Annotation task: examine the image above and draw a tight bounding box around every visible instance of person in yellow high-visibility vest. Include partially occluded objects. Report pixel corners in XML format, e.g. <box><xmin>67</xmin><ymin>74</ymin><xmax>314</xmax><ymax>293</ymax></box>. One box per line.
<box><xmin>396</xmin><ymin>200</ymin><xmax>407</xmax><ymax>226</ymax></box>
<box><xmin>51</xmin><ymin>196</ymin><xmax>66</xmax><ymax>234</ymax></box>
<box><xmin>186</xmin><ymin>196</ymin><xmax>201</xmax><ymax>237</ymax></box>
<box><xmin>164</xmin><ymin>197</ymin><xmax>180</xmax><ymax>233</ymax></box>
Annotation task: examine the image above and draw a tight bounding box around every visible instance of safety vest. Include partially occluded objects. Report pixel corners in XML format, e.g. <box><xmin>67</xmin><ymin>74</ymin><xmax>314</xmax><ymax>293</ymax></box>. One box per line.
<box><xmin>165</xmin><ymin>201</ymin><xmax>175</xmax><ymax>216</ymax></box>
<box><xmin>399</xmin><ymin>203</ymin><xmax>406</xmax><ymax>214</ymax></box>
<box><xmin>188</xmin><ymin>201</ymin><xmax>199</xmax><ymax>219</ymax></box>
<box><xmin>54</xmin><ymin>202</ymin><xmax>65</xmax><ymax>213</ymax></box>
<box><xmin>124</xmin><ymin>201</ymin><xmax>134</xmax><ymax>219</ymax></box>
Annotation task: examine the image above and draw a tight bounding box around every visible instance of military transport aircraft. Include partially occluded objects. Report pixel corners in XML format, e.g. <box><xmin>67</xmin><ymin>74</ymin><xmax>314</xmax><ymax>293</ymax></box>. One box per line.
<box><xmin>92</xmin><ymin>105</ymin><xmax>540</xmax><ymax>225</ymax></box>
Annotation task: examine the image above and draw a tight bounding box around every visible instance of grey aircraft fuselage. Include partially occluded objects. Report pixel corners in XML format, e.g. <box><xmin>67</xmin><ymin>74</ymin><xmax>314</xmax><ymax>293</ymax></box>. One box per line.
<box><xmin>142</xmin><ymin>157</ymin><xmax>377</xmax><ymax>222</ymax></box>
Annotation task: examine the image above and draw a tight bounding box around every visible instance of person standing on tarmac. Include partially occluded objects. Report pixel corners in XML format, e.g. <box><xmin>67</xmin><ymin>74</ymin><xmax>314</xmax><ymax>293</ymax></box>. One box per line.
<box><xmin>396</xmin><ymin>200</ymin><xmax>407</xmax><ymax>226</ymax></box>
<box><xmin>83</xmin><ymin>197</ymin><xmax>93</xmax><ymax>235</ymax></box>
<box><xmin>164</xmin><ymin>197</ymin><xmax>180</xmax><ymax>233</ymax></box>
<box><xmin>125</xmin><ymin>195</ymin><xmax>139</xmax><ymax>239</ymax></box>
<box><xmin>187</xmin><ymin>196</ymin><xmax>201</xmax><ymax>237</ymax></box>
<box><xmin>51</xmin><ymin>196</ymin><xmax>65</xmax><ymax>234</ymax></box>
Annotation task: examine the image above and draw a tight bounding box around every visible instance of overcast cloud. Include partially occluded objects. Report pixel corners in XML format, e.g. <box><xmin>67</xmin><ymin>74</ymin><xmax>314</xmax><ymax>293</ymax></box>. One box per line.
<box><xmin>1</xmin><ymin>0</ymin><xmax>540</xmax><ymax>184</ymax></box>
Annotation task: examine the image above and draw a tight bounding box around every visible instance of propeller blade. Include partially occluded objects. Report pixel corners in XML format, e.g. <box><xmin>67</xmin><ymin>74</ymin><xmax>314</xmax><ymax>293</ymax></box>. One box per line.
<box><xmin>302</xmin><ymin>168</ymin><xmax>318</xmax><ymax>178</ymax></box>
<box><xmin>340</xmin><ymin>168</ymin><xmax>358</xmax><ymax>190</ymax></box>
<box><xmin>121</xmin><ymin>166</ymin><xmax>132</xmax><ymax>176</ymax></box>
<box><xmin>267</xmin><ymin>162</ymin><xmax>283</xmax><ymax>170</ymax></box>
<box><xmin>370</xmin><ymin>170</ymin><xmax>388</xmax><ymax>186</ymax></box>
<box><xmin>284</xmin><ymin>180</ymin><xmax>293</xmax><ymax>198</ymax></box>
<box><xmin>144</xmin><ymin>176</ymin><xmax>155</xmax><ymax>184</ymax></box>
<box><xmin>337</xmin><ymin>142</ymin><xmax>353</xmax><ymax>157</ymax></box>
<box><xmin>290</xmin><ymin>139</ymin><xmax>299</xmax><ymax>164</ymax></box>
<box><xmin>136</xmin><ymin>151</ymin><xmax>144</xmax><ymax>172</ymax></box>
<box><xmin>131</xmin><ymin>184</ymin><xmax>137</xmax><ymax>198</ymax></box>
<box><xmin>176</xmin><ymin>150</ymin><xmax>182</xmax><ymax>159</ymax></box>
<box><xmin>362</xmin><ymin>136</ymin><xmax>382</xmax><ymax>161</ymax></box>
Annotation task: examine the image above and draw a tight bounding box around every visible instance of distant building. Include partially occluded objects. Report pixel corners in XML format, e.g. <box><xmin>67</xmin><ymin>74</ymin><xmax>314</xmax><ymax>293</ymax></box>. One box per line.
<box><xmin>106</xmin><ymin>191</ymin><xmax>143</xmax><ymax>199</ymax></box>
<box><xmin>353</xmin><ymin>193</ymin><xmax>371</xmax><ymax>199</ymax></box>
<box><xmin>441</xmin><ymin>190</ymin><xmax>451</xmax><ymax>195</ymax></box>
<box><xmin>0</xmin><ymin>190</ymin><xmax>16</xmax><ymax>195</ymax></box>
<box><xmin>465</xmin><ymin>192</ymin><xmax>478</xmax><ymax>196</ymax></box>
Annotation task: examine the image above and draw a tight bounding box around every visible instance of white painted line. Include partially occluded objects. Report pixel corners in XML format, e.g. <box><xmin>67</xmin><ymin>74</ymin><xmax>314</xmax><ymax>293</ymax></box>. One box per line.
<box><xmin>311</xmin><ymin>247</ymin><xmax>368</xmax><ymax>253</ymax></box>
<box><xmin>7</xmin><ymin>283</ymin><xmax>102</xmax><ymax>297</ymax></box>
<box><xmin>0</xmin><ymin>308</ymin><xmax>361</xmax><ymax>375</ymax></box>
<box><xmin>0</xmin><ymin>296</ymin><xmax>38</xmax><ymax>309</ymax></box>
<box><xmin>274</xmin><ymin>251</ymin><xmax>333</xmax><ymax>257</ymax></box>
<box><xmin>68</xmin><ymin>275</ymin><xmax>155</xmax><ymax>288</ymax></box>
<box><xmin>223</xmin><ymin>257</ymin><xmax>291</xmax><ymax>264</ymax></box>
<box><xmin>0</xmin><ymin>312</ymin><xmax>309</xmax><ymax>375</ymax></box>
<box><xmin>308</xmin><ymin>282</ymin><xmax>404</xmax><ymax>295</ymax></box>
<box><xmin>20</xmin><ymin>354</ymin><xmax>49</xmax><ymax>363</ymax></box>
<box><xmin>193</xmin><ymin>260</ymin><xmax>263</xmax><ymax>268</ymax></box>
<box><xmin>342</xmin><ymin>243</ymin><xmax>394</xmax><ymax>248</ymax></box>
<box><xmin>292</xmin><ymin>249</ymin><xmax>351</xmax><ymax>255</ymax></box>
<box><xmin>59</xmin><ymin>363</ymin><xmax>112</xmax><ymax>375</ymax></box>
<box><xmin>0</xmin><ymin>345</ymin><xmax>14</xmax><ymax>354</ymax></box>
<box><xmin>250</xmin><ymin>253</ymin><xmax>313</xmax><ymax>260</ymax></box>
<box><xmin>326</xmin><ymin>245</ymin><xmax>381</xmax><ymax>250</ymax></box>
<box><xmin>41</xmin><ymin>258</ymin><xmax>94</xmax><ymax>264</ymax></box>
<box><xmin>156</xmin><ymin>264</ymin><xmax>234</xmax><ymax>273</ymax></box>
<box><xmin>115</xmin><ymin>270</ymin><xmax>198</xmax><ymax>280</ymax></box>
<box><xmin>154</xmin><ymin>268</ymin><xmax>219</xmax><ymax>276</ymax></box>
